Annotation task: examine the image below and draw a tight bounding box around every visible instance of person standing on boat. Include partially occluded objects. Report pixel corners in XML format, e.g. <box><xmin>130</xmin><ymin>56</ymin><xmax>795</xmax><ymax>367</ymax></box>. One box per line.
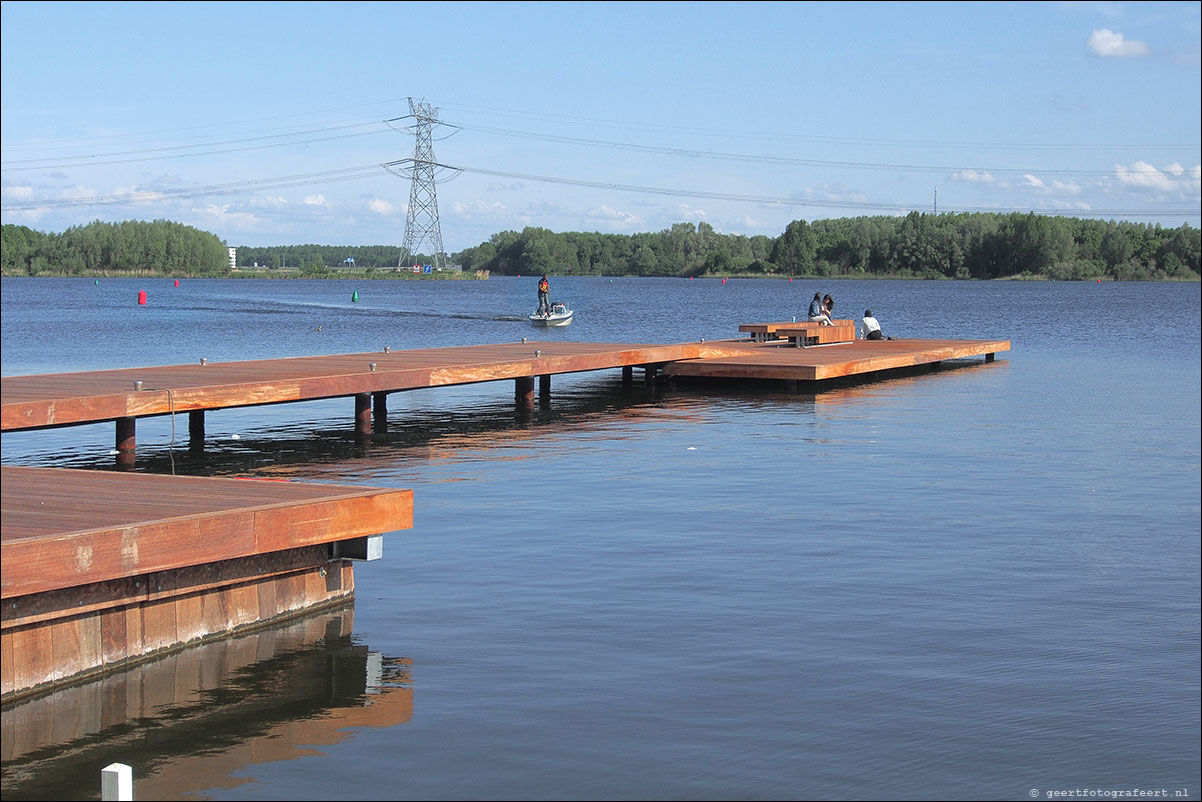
<box><xmin>808</xmin><ymin>292</ymin><xmax>832</xmax><ymax>326</ymax></box>
<box><xmin>537</xmin><ymin>274</ymin><xmax>551</xmax><ymax>317</ymax></box>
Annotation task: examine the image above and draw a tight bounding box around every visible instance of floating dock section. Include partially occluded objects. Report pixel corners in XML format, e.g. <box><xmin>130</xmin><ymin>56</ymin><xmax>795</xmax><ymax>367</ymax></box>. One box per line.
<box><xmin>1</xmin><ymin>466</ymin><xmax>412</xmax><ymax>699</ymax></box>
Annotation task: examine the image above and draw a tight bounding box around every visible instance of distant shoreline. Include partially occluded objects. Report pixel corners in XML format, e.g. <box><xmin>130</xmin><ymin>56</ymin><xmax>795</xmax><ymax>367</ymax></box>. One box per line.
<box><xmin>2</xmin><ymin>270</ymin><xmax>1197</xmax><ymax>282</ymax></box>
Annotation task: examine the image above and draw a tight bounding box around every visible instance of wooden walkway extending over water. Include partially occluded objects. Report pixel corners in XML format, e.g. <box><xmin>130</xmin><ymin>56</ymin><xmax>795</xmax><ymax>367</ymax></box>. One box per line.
<box><xmin>1</xmin><ymin>336</ymin><xmax>1009</xmax><ymax>432</ymax></box>
<box><xmin>0</xmin><ymin>332</ymin><xmax>1006</xmax><ymax>696</ymax></box>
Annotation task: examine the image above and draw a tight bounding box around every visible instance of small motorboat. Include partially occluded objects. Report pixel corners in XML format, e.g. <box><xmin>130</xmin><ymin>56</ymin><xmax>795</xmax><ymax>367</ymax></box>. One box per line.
<box><xmin>529</xmin><ymin>301</ymin><xmax>573</xmax><ymax>327</ymax></box>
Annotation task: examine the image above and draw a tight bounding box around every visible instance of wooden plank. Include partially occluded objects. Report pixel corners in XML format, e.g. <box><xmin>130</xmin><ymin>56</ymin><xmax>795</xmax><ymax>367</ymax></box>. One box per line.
<box><xmin>1</xmin><ymin>467</ymin><xmax>413</xmax><ymax>598</ymax></box>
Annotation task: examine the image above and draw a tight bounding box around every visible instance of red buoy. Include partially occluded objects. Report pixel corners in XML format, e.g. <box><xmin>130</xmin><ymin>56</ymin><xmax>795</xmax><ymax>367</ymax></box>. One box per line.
<box><xmin>138</xmin><ymin>290</ymin><xmax>147</xmax><ymax>305</ymax></box>
<box><xmin>174</xmin><ymin>279</ymin><xmax>180</xmax><ymax>287</ymax></box>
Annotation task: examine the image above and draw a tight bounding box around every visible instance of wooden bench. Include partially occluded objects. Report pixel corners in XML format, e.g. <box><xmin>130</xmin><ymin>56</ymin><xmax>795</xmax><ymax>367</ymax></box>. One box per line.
<box><xmin>739</xmin><ymin>319</ymin><xmax>857</xmax><ymax>344</ymax></box>
<box><xmin>738</xmin><ymin>321</ymin><xmax>801</xmax><ymax>342</ymax></box>
<box><xmin>772</xmin><ymin>320</ymin><xmax>856</xmax><ymax>347</ymax></box>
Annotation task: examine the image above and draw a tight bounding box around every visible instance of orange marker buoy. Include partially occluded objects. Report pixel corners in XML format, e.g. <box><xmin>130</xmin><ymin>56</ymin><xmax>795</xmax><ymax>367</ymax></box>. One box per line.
<box><xmin>138</xmin><ymin>290</ymin><xmax>147</xmax><ymax>305</ymax></box>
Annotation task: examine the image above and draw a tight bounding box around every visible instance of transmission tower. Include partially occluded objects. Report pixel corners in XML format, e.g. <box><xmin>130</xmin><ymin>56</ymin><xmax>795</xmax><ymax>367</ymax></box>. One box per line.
<box><xmin>397</xmin><ymin>97</ymin><xmax>447</xmax><ymax>270</ymax></box>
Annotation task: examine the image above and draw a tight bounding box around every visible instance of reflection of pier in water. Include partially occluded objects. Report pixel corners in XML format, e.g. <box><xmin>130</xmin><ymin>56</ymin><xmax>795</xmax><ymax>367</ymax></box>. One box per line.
<box><xmin>0</xmin><ymin>606</ymin><xmax>411</xmax><ymax>801</ymax></box>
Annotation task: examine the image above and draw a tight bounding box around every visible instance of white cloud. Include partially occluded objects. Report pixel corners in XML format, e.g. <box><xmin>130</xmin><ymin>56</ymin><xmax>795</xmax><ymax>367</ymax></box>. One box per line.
<box><xmin>302</xmin><ymin>194</ymin><xmax>329</xmax><ymax>207</ymax></box>
<box><xmin>1</xmin><ymin>184</ymin><xmax>35</xmax><ymax>201</ymax></box>
<box><xmin>952</xmin><ymin>170</ymin><xmax>995</xmax><ymax>184</ymax></box>
<box><xmin>1165</xmin><ymin>162</ymin><xmax>1185</xmax><ymax>177</ymax></box>
<box><xmin>1050</xmin><ymin>199</ymin><xmax>1093</xmax><ymax>211</ymax></box>
<box><xmin>1087</xmin><ymin>29</ymin><xmax>1148</xmax><ymax>58</ymax></box>
<box><xmin>1114</xmin><ymin>161</ymin><xmax>1176</xmax><ymax>191</ymax></box>
<box><xmin>1022</xmin><ymin>174</ymin><xmax>1046</xmax><ymax>189</ymax></box>
<box><xmin>587</xmin><ymin>205</ymin><xmax>641</xmax><ymax>229</ymax></box>
<box><xmin>1050</xmin><ymin>180</ymin><xmax>1082</xmax><ymax>195</ymax></box>
<box><xmin>194</xmin><ymin>203</ymin><xmax>262</xmax><ymax>229</ymax></box>
<box><xmin>367</xmin><ymin>199</ymin><xmax>398</xmax><ymax>215</ymax></box>
<box><xmin>451</xmin><ymin>199</ymin><xmax>511</xmax><ymax>221</ymax></box>
<box><xmin>674</xmin><ymin>204</ymin><xmax>708</xmax><ymax>221</ymax></box>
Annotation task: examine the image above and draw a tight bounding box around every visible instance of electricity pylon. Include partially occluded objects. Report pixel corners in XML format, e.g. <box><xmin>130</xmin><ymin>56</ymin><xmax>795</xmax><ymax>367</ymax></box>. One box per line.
<box><xmin>394</xmin><ymin>97</ymin><xmax>447</xmax><ymax>270</ymax></box>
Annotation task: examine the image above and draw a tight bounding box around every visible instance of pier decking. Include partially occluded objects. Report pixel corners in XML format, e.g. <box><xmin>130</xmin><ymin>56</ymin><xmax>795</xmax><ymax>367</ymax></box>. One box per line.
<box><xmin>1</xmin><ymin>336</ymin><xmax>1009</xmax><ymax>435</ymax></box>
<box><xmin>1</xmin><ymin>467</ymin><xmax>412</xmax><ymax>698</ymax></box>
<box><xmin>664</xmin><ymin>337</ymin><xmax>1011</xmax><ymax>382</ymax></box>
<box><xmin>0</xmin><ymin>341</ymin><xmax>727</xmax><ymax>431</ymax></box>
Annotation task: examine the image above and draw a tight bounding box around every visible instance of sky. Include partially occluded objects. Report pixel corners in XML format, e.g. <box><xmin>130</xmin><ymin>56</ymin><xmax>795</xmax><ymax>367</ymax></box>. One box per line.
<box><xmin>2</xmin><ymin>1</ymin><xmax>1199</xmax><ymax>254</ymax></box>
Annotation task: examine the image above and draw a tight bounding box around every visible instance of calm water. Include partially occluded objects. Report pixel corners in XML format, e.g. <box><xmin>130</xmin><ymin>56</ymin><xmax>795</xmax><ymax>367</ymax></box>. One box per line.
<box><xmin>1</xmin><ymin>276</ymin><xmax>1199</xmax><ymax>801</ymax></box>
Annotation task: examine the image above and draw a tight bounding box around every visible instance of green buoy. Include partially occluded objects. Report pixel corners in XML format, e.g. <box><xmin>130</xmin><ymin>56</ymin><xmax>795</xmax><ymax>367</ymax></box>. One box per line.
<box><xmin>352</xmin><ymin>289</ymin><xmax>359</xmax><ymax>302</ymax></box>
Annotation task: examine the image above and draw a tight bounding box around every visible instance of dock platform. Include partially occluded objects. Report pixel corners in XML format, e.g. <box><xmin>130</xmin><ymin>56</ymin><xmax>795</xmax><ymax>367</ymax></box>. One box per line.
<box><xmin>664</xmin><ymin>337</ymin><xmax>1011</xmax><ymax>382</ymax></box>
<box><xmin>1</xmin><ymin>466</ymin><xmax>412</xmax><ymax>699</ymax></box>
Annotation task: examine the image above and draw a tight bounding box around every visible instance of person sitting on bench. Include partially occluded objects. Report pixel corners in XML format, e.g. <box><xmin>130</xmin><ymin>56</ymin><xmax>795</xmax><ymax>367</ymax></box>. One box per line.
<box><xmin>808</xmin><ymin>293</ymin><xmax>832</xmax><ymax>326</ymax></box>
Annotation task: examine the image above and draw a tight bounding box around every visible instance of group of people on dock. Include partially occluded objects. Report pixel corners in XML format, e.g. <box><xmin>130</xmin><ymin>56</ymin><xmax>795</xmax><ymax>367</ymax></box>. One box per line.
<box><xmin>808</xmin><ymin>291</ymin><xmax>888</xmax><ymax>340</ymax></box>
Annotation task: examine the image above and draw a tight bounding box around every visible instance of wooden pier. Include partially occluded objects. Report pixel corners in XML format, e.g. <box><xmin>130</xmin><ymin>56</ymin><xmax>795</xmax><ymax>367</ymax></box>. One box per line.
<box><xmin>0</xmin><ymin>329</ymin><xmax>1006</xmax><ymax>697</ymax></box>
<box><xmin>1</xmin><ymin>335</ymin><xmax>1008</xmax><ymax>459</ymax></box>
<box><xmin>664</xmin><ymin>337</ymin><xmax>1011</xmax><ymax>382</ymax></box>
<box><xmin>1</xmin><ymin>466</ymin><xmax>412</xmax><ymax>699</ymax></box>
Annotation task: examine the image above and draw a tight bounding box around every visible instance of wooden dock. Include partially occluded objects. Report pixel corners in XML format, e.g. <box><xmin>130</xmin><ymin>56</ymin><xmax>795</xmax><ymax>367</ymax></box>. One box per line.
<box><xmin>0</xmin><ymin>340</ymin><xmax>724</xmax><ymax>432</ymax></box>
<box><xmin>1</xmin><ymin>336</ymin><xmax>1009</xmax><ymax>440</ymax></box>
<box><xmin>0</xmin><ymin>329</ymin><xmax>1006</xmax><ymax>697</ymax></box>
<box><xmin>664</xmin><ymin>337</ymin><xmax>1011</xmax><ymax>382</ymax></box>
<box><xmin>1</xmin><ymin>466</ymin><xmax>412</xmax><ymax>699</ymax></box>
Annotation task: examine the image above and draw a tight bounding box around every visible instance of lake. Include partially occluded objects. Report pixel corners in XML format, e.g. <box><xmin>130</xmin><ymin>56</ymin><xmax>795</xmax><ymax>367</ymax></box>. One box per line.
<box><xmin>1</xmin><ymin>276</ymin><xmax>1199</xmax><ymax>801</ymax></box>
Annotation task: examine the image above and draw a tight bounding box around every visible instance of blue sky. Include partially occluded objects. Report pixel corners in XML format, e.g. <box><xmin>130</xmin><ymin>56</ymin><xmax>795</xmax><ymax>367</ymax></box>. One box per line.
<box><xmin>2</xmin><ymin>1</ymin><xmax>1199</xmax><ymax>253</ymax></box>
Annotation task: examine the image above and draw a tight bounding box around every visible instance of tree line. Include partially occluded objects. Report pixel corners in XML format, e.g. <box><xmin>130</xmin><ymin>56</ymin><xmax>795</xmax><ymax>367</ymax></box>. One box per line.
<box><xmin>3</xmin><ymin>213</ymin><xmax>1198</xmax><ymax>280</ymax></box>
<box><xmin>458</xmin><ymin>214</ymin><xmax>1199</xmax><ymax>281</ymax></box>
<box><xmin>2</xmin><ymin>219</ymin><xmax>230</xmax><ymax>276</ymax></box>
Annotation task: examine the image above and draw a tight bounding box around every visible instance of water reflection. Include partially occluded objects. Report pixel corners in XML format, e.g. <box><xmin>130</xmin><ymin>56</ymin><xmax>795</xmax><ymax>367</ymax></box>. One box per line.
<box><xmin>0</xmin><ymin>606</ymin><xmax>412</xmax><ymax>801</ymax></box>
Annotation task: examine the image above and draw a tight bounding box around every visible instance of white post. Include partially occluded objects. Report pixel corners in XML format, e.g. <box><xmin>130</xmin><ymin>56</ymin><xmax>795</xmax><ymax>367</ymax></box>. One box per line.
<box><xmin>101</xmin><ymin>762</ymin><xmax>133</xmax><ymax>801</ymax></box>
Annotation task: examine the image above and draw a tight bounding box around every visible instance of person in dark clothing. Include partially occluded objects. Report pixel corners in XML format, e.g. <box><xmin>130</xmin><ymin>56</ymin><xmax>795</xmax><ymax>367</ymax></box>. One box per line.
<box><xmin>537</xmin><ymin>275</ymin><xmax>550</xmax><ymax>316</ymax></box>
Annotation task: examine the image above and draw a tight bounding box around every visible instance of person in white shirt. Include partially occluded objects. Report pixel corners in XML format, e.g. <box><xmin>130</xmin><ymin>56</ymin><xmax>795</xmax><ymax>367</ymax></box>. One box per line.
<box><xmin>860</xmin><ymin>310</ymin><xmax>884</xmax><ymax>340</ymax></box>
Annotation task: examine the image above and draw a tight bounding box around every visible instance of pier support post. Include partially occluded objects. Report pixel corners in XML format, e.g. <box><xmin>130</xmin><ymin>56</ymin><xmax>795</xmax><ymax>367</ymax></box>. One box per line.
<box><xmin>355</xmin><ymin>394</ymin><xmax>372</xmax><ymax>436</ymax></box>
<box><xmin>539</xmin><ymin>374</ymin><xmax>551</xmax><ymax>405</ymax></box>
<box><xmin>115</xmin><ymin>417</ymin><xmax>136</xmax><ymax>470</ymax></box>
<box><xmin>643</xmin><ymin>364</ymin><xmax>658</xmax><ymax>385</ymax></box>
<box><xmin>515</xmin><ymin>376</ymin><xmax>535</xmax><ymax>410</ymax></box>
<box><xmin>622</xmin><ymin>365</ymin><xmax>633</xmax><ymax>387</ymax></box>
<box><xmin>373</xmin><ymin>392</ymin><xmax>389</xmax><ymax>431</ymax></box>
<box><xmin>985</xmin><ymin>352</ymin><xmax>995</xmax><ymax>363</ymax></box>
<box><xmin>189</xmin><ymin>410</ymin><xmax>205</xmax><ymax>452</ymax></box>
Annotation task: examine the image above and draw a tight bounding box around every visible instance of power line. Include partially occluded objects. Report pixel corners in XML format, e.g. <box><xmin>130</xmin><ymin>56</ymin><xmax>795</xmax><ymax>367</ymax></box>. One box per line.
<box><xmin>457</xmin><ymin>122</ymin><xmax>1152</xmax><ymax>177</ymax></box>
<box><xmin>442</xmin><ymin>162</ymin><xmax>1200</xmax><ymax>219</ymax></box>
<box><xmin>0</xmin><ymin>163</ymin><xmax>389</xmax><ymax>210</ymax></box>
<box><xmin>1</xmin><ymin>122</ymin><xmax>394</xmax><ymax>171</ymax></box>
<box><xmin>431</xmin><ymin>99</ymin><xmax>1201</xmax><ymax>152</ymax></box>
